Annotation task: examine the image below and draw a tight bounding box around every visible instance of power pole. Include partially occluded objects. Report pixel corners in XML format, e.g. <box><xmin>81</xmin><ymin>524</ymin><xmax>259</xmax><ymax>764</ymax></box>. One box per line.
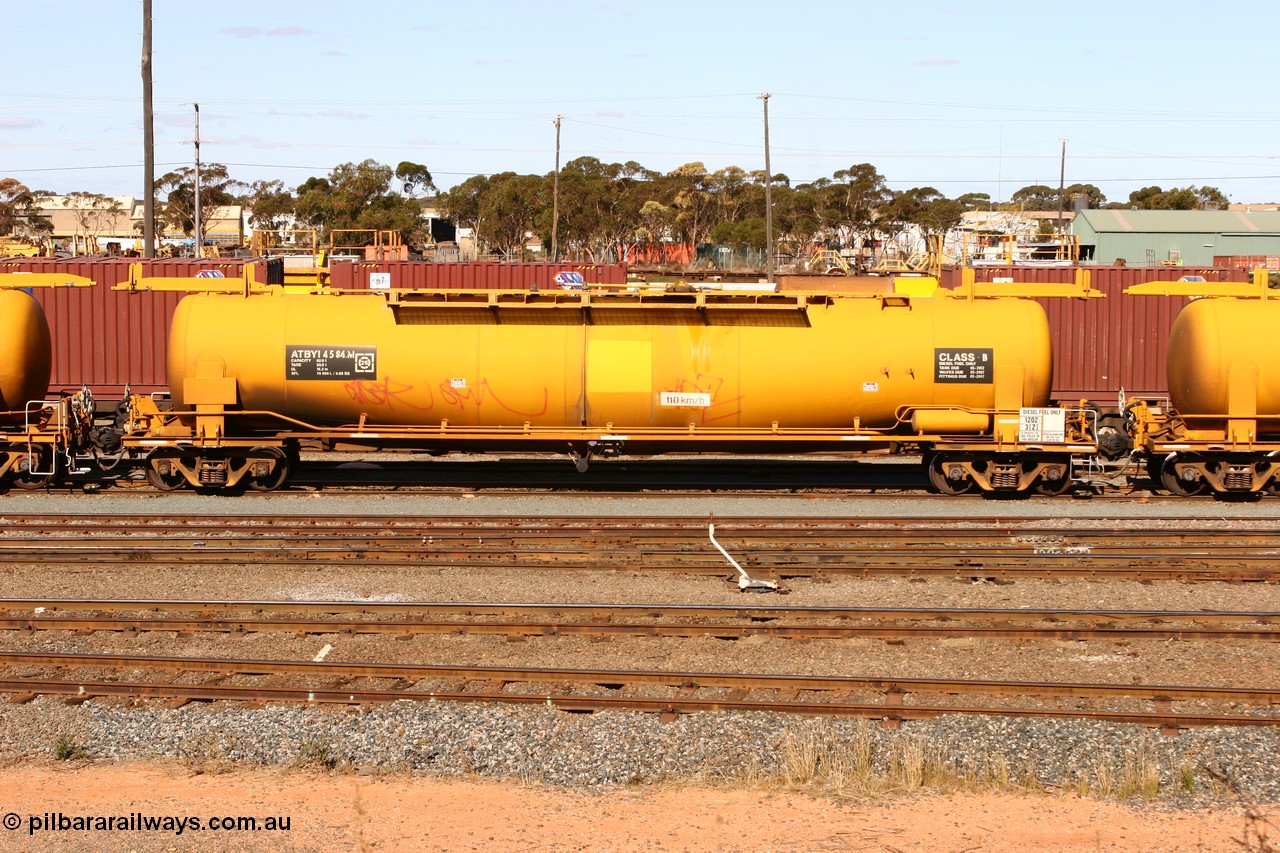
<box><xmin>551</xmin><ymin>114</ymin><xmax>561</xmax><ymax>263</ymax></box>
<box><xmin>193</xmin><ymin>103</ymin><xmax>201</xmax><ymax>258</ymax></box>
<box><xmin>758</xmin><ymin>93</ymin><xmax>774</xmax><ymax>281</ymax></box>
<box><xmin>142</xmin><ymin>0</ymin><xmax>154</xmax><ymax>257</ymax></box>
<box><xmin>1056</xmin><ymin>138</ymin><xmax>1067</xmax><ymax>233</ymax></box>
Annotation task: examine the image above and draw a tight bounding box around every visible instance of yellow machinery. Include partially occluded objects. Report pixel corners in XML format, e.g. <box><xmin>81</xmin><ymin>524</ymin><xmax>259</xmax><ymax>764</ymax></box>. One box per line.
<box><xmin>962</xmin><ymin>232</ymin><xmax>1080</xmax><ymax>266</ymax></box>
<box><xmin>804</xmin><ymin>249</ymin><xmax>853</xmax><ymax>275</ymax></box>
<box><xmin>328</xmin><ymin>229</ymin><xmax>406</xmax><ymax>260</ymax></box>
<box><xmin>0</xmin><ymin>238</ymin><xmax>44</xmax><ymax>258</ymax></box>
<box><xmin>249</xmin><ymin>229</ymin><xmax>318</xmax><ymax>257</ymax></box>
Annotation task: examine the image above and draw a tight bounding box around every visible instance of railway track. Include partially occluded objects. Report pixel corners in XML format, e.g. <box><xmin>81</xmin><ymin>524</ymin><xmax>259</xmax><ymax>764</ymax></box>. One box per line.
<box><xmin>2</xmin><ymin>516</ymin><xmax>1276</xmax><ymax>732</ymax></box>
<box><xmin>1</xmin><ymin>514</ymin><xmax>1278</xmax><ymax>581</ymax></box>
<box><xmin>28</xmin><ymin>455</ymin><xmax>1173</xmax><ymax>497</ymax></box>
<box><xmin>1</xmin><ymin>599</ymin><xmax>1277</xmax><ymax>642</ymax></box>
<box><xmin>1</xmin><ymin>650</ymin><xmax>1274</xmax><ymax>730</ymax></box>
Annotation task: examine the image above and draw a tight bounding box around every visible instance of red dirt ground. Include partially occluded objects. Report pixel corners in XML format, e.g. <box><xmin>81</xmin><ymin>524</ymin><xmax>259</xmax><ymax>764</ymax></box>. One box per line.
<box><xmin>0</xmin><ymin>762</ymin><xmax>1272</xmax><ymax>852</ymax></box>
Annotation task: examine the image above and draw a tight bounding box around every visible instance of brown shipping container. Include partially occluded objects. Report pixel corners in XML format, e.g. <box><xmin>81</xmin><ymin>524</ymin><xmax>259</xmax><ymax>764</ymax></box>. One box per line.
<box><xmin>2</xmin><ymin>257</ymin><xmax>1242</xmax><ymax>409</ymax></box>
<box><xmin>938</xmin><ymin>265</ymin><xmax>1249</xmax><ymax>401</ymax></box>
<box><xmin>1214</xmin><ymin>255</ymin><xmax>1280</xmax><ymax>271</ymax></box>
<box><xmin>0</xmin><ymin>257</ymin><xmax>259</xmax><ymax>398</ymax></box>
<box><xmin>329</xmin><ymin>261</ymin><xmax>628</xmax><ymax>290</ymax></box>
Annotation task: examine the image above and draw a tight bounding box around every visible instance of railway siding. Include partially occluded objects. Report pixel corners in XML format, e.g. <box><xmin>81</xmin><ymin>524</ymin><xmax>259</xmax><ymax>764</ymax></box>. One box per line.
<box><xmin>0</xmin><ymin>508</ymin><xmax>1278</xmax><ymax>803</ymax></box>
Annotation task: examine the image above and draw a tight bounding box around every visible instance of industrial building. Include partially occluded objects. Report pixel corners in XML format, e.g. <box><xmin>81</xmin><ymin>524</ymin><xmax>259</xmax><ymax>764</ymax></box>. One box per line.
<box><xmin>1070</xmin><ymin>209</ymin><xmax>1280</xmax><ymax>266</ymax></box>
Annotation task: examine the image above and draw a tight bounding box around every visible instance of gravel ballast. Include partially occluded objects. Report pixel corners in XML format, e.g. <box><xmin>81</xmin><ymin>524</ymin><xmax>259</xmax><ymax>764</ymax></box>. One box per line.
<box><xmin>2</xmin><ymin>700</ymin><xmax>1277</xmax><ymax>807</ymax></box>
<box><xmin>0</xmin><ymin>490</ymin><xmax>1277</xmax><ymax>807</ymax></box>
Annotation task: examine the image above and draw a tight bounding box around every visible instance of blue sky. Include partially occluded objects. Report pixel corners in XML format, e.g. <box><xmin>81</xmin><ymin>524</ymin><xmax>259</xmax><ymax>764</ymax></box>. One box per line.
<box><xmin>4</xmin><ymin>0</ymin><xmax>1278</xmax><ymax>206</ymax></box>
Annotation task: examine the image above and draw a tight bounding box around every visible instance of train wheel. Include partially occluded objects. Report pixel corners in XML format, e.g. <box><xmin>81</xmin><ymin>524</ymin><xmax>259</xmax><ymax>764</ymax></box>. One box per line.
<box><xmin>11</xmin><ymin>446</ymin><xmax>54</xmax><ymax>490</ymax></box>
<box><xmin>246</xmin><ymin>447</ymin><xmax>290</xmax><ymax>492</ymax></box>
<box><xmin>927</xmin><ymin>454</ymin><xmax>975</xmax><ymax>496</ymax></box>
<box><xmin>1033</xmin><ymin>465</ymin><xmax>1073</xmax><ymax>496</ymax></box>
<box><xmin>145</xmin><ymin>448</ymin><xmax>188</xmax><ymax>491</ymax></box>
<box><xmin>1159</xmin><ymin>456</ymin><xmax>1206</xmax><ymax>497</ymax></box>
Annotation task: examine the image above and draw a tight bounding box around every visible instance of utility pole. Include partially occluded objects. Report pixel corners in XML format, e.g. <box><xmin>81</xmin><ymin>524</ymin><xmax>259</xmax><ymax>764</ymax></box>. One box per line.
<box><xmin>551</xmin><ymin>114</ymin><xmax>561</xmax><ymax>263</ymax></box>
<box><xmin>758</xmin><ymin>93</ymin><xmax>774</xmax><ymax>281</ymax></box>
<box><xmin>142</xmin><ymin>0</ymin><xmax>154</xmax><ymax>257</ymax></box>
<box><xmin>1056</xmin><ymin>138</ymin><xmax>1067</xmax><ymax>233</ymax></box>
<box><xmin>193</xmin><ymin>103</ymin><xmax>201</xmax><ymax>258</ymax></box>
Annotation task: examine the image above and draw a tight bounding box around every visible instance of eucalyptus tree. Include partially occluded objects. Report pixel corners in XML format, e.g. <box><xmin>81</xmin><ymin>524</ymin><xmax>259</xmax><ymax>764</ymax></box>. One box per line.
<box><xmin>1123</xmin><ymin>184</ymin><xmax>1228</xmax><ymax>210</ymax></box>
<box><xmin>826</xmin><ymin>163</ymin><xmax>891</xmax><ymax>245</ymax></box>
<box><xmin>1063</xmin><ymin>183</ymin><xmax>1105</xmax><ymax>209</ymax></box>
<box><xmin>636</xmin><ymin>199</ymin><xmax>676</xmax><ymax>244</ymax></box>
<box><xmin>768</xmin><ymin>183</ymin><xmax>823</xmax><ymax>256</ymax></box>
<box><xmin>478</xmin><ymin>172</ymin><xmax>545</xmax><ymax>259</ymax></box>
<box><xmin>875</xmin><ymin>187</ymin><xmax>965</xmax><ymax>260</ymax></box>
<box><xmin>293</xmin><ymin>159</ymin><xmax>423</xmax><ymax>241</ymax></box>
<box><xmin>154</xmin><ymin>163</ymin><xmax>241</xmax><ymax>237</ymax></box>
<box><xmin>394</xmin><ymin>161</ymin><xmax>435</xmax><ymax>197</ymax></box>
<box><xmin>1010</xmin><ymin>184</ymin><xmax>1059</xmax><ymax>210</ymax></box>
<box><xmin>63</xmin><ymin>192</ymin><xmax>125</xmax><ymax>247</ymax></box>
<box><xmin>437</xmin><ymin>173</ymin><xmax>491</xmax><ymax>250</ymax></box>
<box><xmin>706</xmin><ymin>166</ymin><xmax>760</xmax><ymax>232</ymax></box>
<box><xmin>242</xmin><ymin>180</ymin><xmax>295</xmax><ymax>232</ymax></box>
<box><xmin>0</xmin><ymin>178</ymin><xmax>38</xmax><ymax>236</ymax></box>
<box><xmin>667</xmin><ymin>162</ymin><xmax>714</xmax><ymax>253</ymax></box>
<box><xmin>552</xmin><ymin>157</ymin><xmax>655</xmax><ymax>262</ymax></box>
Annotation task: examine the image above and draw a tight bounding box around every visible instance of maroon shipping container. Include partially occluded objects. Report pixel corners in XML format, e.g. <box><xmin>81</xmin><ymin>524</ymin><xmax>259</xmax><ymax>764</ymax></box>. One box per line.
<box><xmin>1214</xmin><ymin>255</ymin><xmax>1280</xmax><ymax>271</ymax></box>
<box><xmin>0</xmin><ymin>257</ymin><xmax>262</xmax><ymax>398</ymax></box>
<box><xmin>328</xmin><ymin>261</ymin><xmax>628</xmax><ymax>291</ymax></box>
<box><xmin>2</xmin><ymin>256</ymin><xmax>1241</xmax><ymax>409</ymax></box>
<box><xmin>938</xmin><ymin>265</ymin><xmax>1249</xmax><ymax>401</ymax></box>
<box><xmin>0</xmin><ymin>259</ymin><xmax>622</xmax><ymax>399</ymax></box>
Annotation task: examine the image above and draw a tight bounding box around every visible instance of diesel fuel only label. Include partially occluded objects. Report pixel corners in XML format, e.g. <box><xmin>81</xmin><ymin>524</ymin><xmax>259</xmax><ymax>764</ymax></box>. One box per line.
<box><xmin>286</xmin><ymin>346</ymin><xmax>378</xmax><ymax>380</ymax></box>
<box><xmin>934</xmin><ymin>348</ymin><xmax>993</xmax><ymax>383</ymax></box>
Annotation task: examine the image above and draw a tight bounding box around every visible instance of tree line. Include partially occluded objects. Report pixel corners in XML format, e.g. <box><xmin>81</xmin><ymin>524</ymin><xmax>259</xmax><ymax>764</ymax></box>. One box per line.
<box><xmin>0</xmin><ymin>160</ymin><xmax>1233</xmax><ymax>261</ymax></box>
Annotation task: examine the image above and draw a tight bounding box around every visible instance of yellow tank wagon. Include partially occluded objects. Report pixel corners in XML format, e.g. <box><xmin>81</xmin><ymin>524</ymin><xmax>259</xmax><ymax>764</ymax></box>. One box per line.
<box><xmin>1126</xmin><ymin>271</ymin><xmax>1280</xmax><ymax>496</ymax></box>
<box><xmin>119</xmin><ymin>270</ymin><xmax>1101</xmax><ymax>494</ymax></box>
<box><xmin>0</xmin><ymin>274</ymin><xmax>95</xmax><ymax>488</ymax></box>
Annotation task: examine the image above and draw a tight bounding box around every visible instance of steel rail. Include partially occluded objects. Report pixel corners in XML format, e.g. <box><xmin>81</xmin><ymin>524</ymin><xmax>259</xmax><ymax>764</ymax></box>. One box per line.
<box><xmin>0</xmin><ymin>513</ymin><xmax>1271</xmax><ymax>530</ymax></box>
<box><xmin>3</xmin><ymin>516</ymin><xmax>1278</xmax><ymax>580</ymax></box>
<box><xmin>0</xmin><ymin>547</ymin><xmax>1268</xmax><ymax>580</ymax></box>
<box><xmin>1</xmin><ymin>676</ymin><xmax>1273</xmax><ymax>728</ymax></box>
<box><xmin>3</xmin><ymin>614</ymin><xmax>1277</xmax><ymax>641</ymax></box>
<box><xmin>2</xmin><ymin>541</ymin><xmax>1274</xmax><ymax>560</ymax></box>
<box><xmin>2</xmin><ymin>598</ymin><xmax>1276</xmax><ymax>624</ymax></box>
<box><xmin>2</xmin><ymin>651</ymin><xmax>1275</xmax><ymax>707</ymax></box>
<box><xmin>3</xmin><ymin>534</ymin><xmax>1279</xmax><ymax>553</ymax></box>
<box><xmin>3</xmin><ymin>517</ymin><xmax>1277</xmax><ymax>553</ymax></box>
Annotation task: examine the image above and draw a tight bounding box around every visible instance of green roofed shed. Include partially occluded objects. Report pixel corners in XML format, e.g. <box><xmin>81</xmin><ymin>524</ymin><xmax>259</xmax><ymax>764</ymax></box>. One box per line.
<box><xmin>1070</xmin><ymin>209</ymin><xmax>1280</xmax><ymax>266</ymax></box>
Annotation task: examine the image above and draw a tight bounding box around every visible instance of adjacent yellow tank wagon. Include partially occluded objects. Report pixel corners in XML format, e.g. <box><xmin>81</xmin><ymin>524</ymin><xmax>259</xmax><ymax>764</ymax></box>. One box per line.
<box><xmin>1126</xmin><ymin>271</ymin><xmax>1280</xmax><ymax>496</ymax></box>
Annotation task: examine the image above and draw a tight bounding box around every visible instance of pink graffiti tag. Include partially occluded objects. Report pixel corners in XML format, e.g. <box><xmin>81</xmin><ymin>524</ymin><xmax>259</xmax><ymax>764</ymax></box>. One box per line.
<box><xmin>343</xmin><ymin>377</ymin><xmax>433</xmax><ymax>411</ymax></box>
<box><xmin>663</xmin><ymin>374</ymin><xmax>744</xmax><ymax>424</ymax></box>
<box><xmin>436</xmin><ymin>379</ymin><xmax>549</xmax><ymax>418</ymax></box>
